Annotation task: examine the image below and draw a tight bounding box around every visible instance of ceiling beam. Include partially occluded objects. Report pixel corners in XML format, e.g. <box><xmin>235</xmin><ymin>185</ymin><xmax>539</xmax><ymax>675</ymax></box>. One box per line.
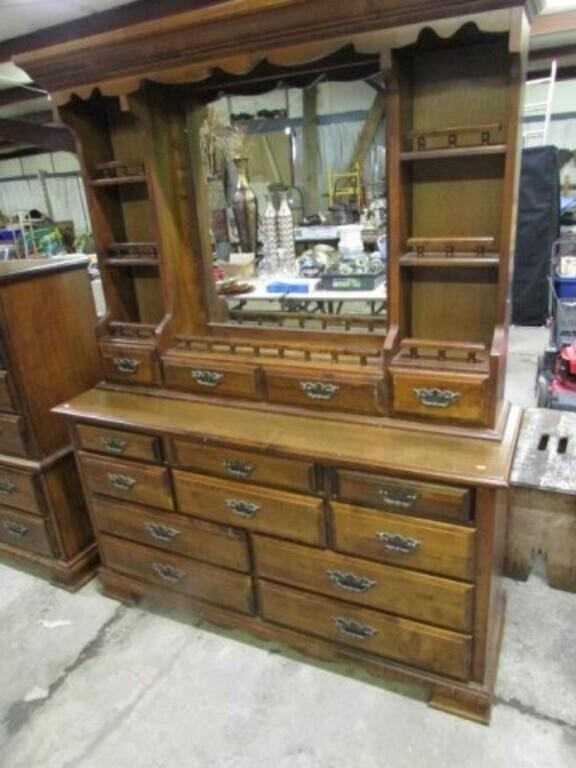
<box><xmin>530</xmin><ymin>43</ymin><xmax>576</xmax><ymax>62</ymax></box>
<box><xmin>0</xmin><ymin>84</ymin><xmax>45</xmax><ymax>107</ymax></box>
<box><xmin>0</xmin><ymin>0</ymin><xmax>220</xmax><ymax>62</ymax></box>
<box><xmin>0</xmin><ymin>118</ymin><xmax>75</xmax><ymax>152</ymax></box>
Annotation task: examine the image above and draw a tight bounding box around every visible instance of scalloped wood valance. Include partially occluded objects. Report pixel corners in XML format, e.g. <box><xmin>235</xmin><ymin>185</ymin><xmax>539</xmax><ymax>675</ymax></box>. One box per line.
<box><xmin>13</xmin><ymin>0</ymin><xmax>540</xmax><ymax>104</ymax></box>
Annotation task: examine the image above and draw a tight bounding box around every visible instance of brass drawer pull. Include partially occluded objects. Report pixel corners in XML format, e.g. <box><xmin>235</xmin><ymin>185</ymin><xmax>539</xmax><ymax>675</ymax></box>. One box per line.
<box><xmin>222</xmin><ymin>459</ymin><xmax>254</xmax><ymax>479</ymax></box>
<box><xmin>413</xmin><ymin>387</ymin><xmax>460</xmax><ymax>408</ymax></box>
<box><xmin>0</xmin><ymin>478</ymin><xmax>17</xmax><ymax>496</ymax></box>
<box><xmin>113</xmin><ymin>357</ymin><xmax>141</xmax><ymax>374</ymax></box>
<box><xmin>328</xmin><ymin>570</ymin><xmax>377</xmax><ymax>594</ymax></box>
<box><xmin>101</xmin><ymin>437</ymin><xmax>128</xmax><ymax>455</ymax></box>
<box><xmin>107</xmin><ymin>473</ymin><xmax>136</xmax><ymax>491</ymax></box>
<box><xmin>378</xmin><ymin>487</ymin><xmax>419</xmax><ymax>509</ymax></box>
<box><xmin>145</xmin><ymin>522</ymin><xmax>180</xmax><ymax>542</ymax></box>
<box><xmin>225</xmin><ymin>498</ymin><xmax>260</xmax><ymax>517</ymax></box>
<box><xmin>152</xmin><ymin>562</ymin><xmax>186</xmax><ymax>583</ymax></box>
<box><xmin>190</xmin><ymin>370</ymin><xmax>223</xmax><ymax>387</ymax></box>
<box><xmin>377</xmin><ymin>531</ymin><xmax>421</xmax><ymax>554</ymax></box>
<box><xmin>334</xmin><ymin>617</ymin><xmax>378</xmax><ymax>641</ymax></box>
<box><xmin>299</xmin><ymin>381</ymin><xmax>340</xmax><ymax>401</ymax></box>
<box><xmin>3</xmin><ymin>520</ymin><xmax>29</xmax><ymax>537</ymax></box>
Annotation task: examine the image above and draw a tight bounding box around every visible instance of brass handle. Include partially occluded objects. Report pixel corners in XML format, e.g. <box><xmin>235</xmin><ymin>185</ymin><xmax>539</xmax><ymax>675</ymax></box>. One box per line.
<box><xmin>101</xmin><ymin>437</ymin><xmax>128</xmax><ymax>455</ymax></box>
<box><xmin>0</xmin><ymin>478</ymin><xmax>17</xmax><ymax>496</ymax></box>
<box><xmin>225</xmin><ymin>498</ymin><xmax>260</xmax><ymax>517</ymax></box>
<box><xmin>113</xmin><ymin>357</ymin><xmax>140</xmax><ymax>374</ymax></box>
<box><xmin>145</xmin><ymin>522</ymin><xmax>180</xmax><ymax>542</ymax></box>
<box><xmin>299</xmin><ymin>381</ymin><xmax>340</xmax><ymax>401</ymax></box>
<box><xmin>107</xmin><ymin>473</ymin><xmax>136</xmax><ymax>491</ymax></box>
<box><xmin>413</xmin><ymin>387</ymin><xmax>460</xmax><ymax>408</ymax></box>
<box><xmin>190</xmin><ymin>370</ymin><xmax>223</xmax><ymax>387</ymax></box>
<box><xmin>152</xmin><ymin>562</ymin><xmax>186</xmax><ymax>583</ymax></box>
<box><xmin>377</xmin><ymin>531</ymin><xmax>421</xmax><ymax>554</ymax></box>
<box><xmin>378</xmin><ymin>487</ymin><xmax>419</xmax><ymax>509</ymax></box>
<box><xmin>328</xmin><ymin>570</ymin><xmax>377</xmax><ymax>594</ymax></box>
<box><xmin>3</xmin><ymin>520</ymin><xmax>29</xmax><ymax>537</ymax></box>
<box><xmin>334</xmin><ymin>617</ymin><xmax>378</xmax><ymax>641</ymax></box>
<box><xmin>222</xmin><ymin>459</ymin><xmax>254</xmax><ymax>479</ymax></box>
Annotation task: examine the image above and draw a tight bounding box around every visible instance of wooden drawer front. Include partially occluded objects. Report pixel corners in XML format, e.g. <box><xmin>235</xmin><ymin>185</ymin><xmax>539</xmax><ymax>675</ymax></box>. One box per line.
<box><xmin>336</xmin><ymin>470</ymin><xmax>472</xmax><ymax>524</ymax></box>
<box><xmin>172</xmin><ymin>439</ymin><xmax>315</xmax><ymax>493</ymax></box>
<box><xmin>100</xmin><ymin>344</ymin><xmax>159</xmax><ymax>386</ymax></box>
<box><xmin>0</xmin><ymin>506</ymin><xmax>56</xmax><ymax>557</ymax></box>
<box><xmin>79</xmin><ymin>454</ymin><xmax>173</xmax><ymax>510</ymax></box>
<box><xmin>0</xmin><ymin>371</ymin><xmax>16</xmax><ymax>413</ymax></box>
<box><xmin>259</xmin><ymin>580</ymin><xmax>471</xmax><ymax>681</ymax></box>
<box><xmin>266</xmin><ymin>372</ymin><xmax>382</xmax><ymax>415</ymax></box>
<box><xmin>173</xmin><ymin>470</ymin><xmax>325</xmax><ymax>546</ymax></box>
<box><xmin>164</xmin><ymin>360</ymin><xmax>260</xmax><ymax>400</ymax></box>
<box><xmin>92</xmin><ymin>496</ymin><xmax>250</xmax><ymax>572</ymax></box>
<box><xmin>332</xmin><ymin>502</ymin><xmax>476</xmax><ymax>581</ymax></box>
<box><xmin>254</xmin><ymin>536</ymin><xmax>473</xmax><ymax>632</ymax></box>
<box><xmin>101</xmin><ymin>535</ymin><xmax>254</xmax><ymax>614</ymax></box>
<box><xmin>0</xmin><ymin>466</ymin><xmax>40</xmax><ymax>514</ymax></box>
<box><xmin>0</xmin><ymin>414</ymin><xmax>28</xmax><ymax>457</ymax></box>
<box><xmin>391</xmin><ymin>370</ymin><xmax>489</xmax><ymax>426</ymax></box>
<box><xmin>77</xmin><ymin>424</ymin><xmax>161</xmax><ymax>463</ymax></box>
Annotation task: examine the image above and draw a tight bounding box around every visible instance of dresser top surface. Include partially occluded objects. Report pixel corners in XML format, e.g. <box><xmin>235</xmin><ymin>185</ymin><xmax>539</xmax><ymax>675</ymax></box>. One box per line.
<box><xmin>55</xmin><ymin>388</ymin><xmax>521</xmax><ymax>486</ymax></box>
<box><xmin>0</xmin><ymin>257</ymin><xmax>89</xmax><ymax>285</ymax></box>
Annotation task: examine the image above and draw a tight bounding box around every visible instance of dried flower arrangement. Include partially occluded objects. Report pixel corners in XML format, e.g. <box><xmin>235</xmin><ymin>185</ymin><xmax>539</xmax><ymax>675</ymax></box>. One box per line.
<box><xmin>200</xmin><ymin>106</ymin><xmax>253</xmax><ymax>175</ymax></box>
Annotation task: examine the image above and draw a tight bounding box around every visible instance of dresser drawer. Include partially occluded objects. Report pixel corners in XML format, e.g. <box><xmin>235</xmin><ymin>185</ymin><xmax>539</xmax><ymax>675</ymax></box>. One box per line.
<box><xmin>0</xmin><ymin>371</ymin><xmax>17</xmax><ymax>413</ymax></box>
<box><xmin>173</xmin><ymin>470</ymin><xmax>325</xmax><ymax>546</ymax></box>
<box><xmin>259</xmin><ymin>580</ymin><xmax>471</xmax><ymax>681</ymax></box>
<box><xmin>92</xmin><ymin>496</ymin><xmax>250</xmax><ymax>572</ymax></box>
<box><xmin>101</xmin><ymin>535</ymin><xmax>254</xmax><ymax>614</ymax></box>
<box><xmin>79</xmin><ymin>454</ymin><xmax>173</xmax><ymax>510</ymax></box>
<box><xmin>0</xmin><ymin>506</ymin><xmax>56</xmax><ymax>557</ymax></box>
<box><xmin>332</xmin><ymin>502</ymin><xmax>476</xmax><ymax>581</ymax></box>
<box><xmin>100</xmin><ymin>343</ymin><xmax>160</xmax><ymax>386</ymax></box>
<box><xmin>335</xmin><ymin>470</ymin><xmax>472</xmax><ymax>524</ymax></box>
<box><xmin>77</xmin><ymin>424</ymin><xmax>162</xmax><ymax>463</ymax></box>
<box><xmin>254</xmin><ymin>536</ymin><xmax>474</xmax><ymax>632</ymax></box>
<box><xmin>0</xmin><ymin>466</ymin><xmax>41</xmax><ymax>514</ymax></box>
<box><xmin>0</xmin><ymin>414</ymin><xmax>28</xmax><ymax>457</ymax></box>
<box><xmin>172</xmin><ymin>439</ymin><xmax>315</xmax><ymax>493</ymax></box>
<box><xmin>266</xmin><ymin>371</ymin><xmax>382</xmax><ymax>415</ymax></box>
<box><xmin>390</xmin><ymin>369</ymin><xmax>490</xmax><ymax>426</ymax></box>
<box><xmin>163</xmin><ymin>358</ymin><xmax>260</xmax><ymax>400</ymax></box>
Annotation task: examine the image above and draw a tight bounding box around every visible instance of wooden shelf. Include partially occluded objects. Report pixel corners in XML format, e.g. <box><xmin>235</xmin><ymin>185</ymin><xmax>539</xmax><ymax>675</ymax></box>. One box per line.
<box><xmin>400</xmin><ymin>145</ymin><xmax>506</xmax><ymax>162</ymax></box>
<box><xmin>400</xmin><ymin>255</ymin><xmax>500</xmax><ymax>268</ymax></box>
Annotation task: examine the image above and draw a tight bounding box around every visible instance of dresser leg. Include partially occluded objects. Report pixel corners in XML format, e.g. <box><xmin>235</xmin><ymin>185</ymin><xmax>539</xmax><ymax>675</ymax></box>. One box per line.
<box><xmin>99</xmin><ymin>569</ymin><xmax>141</xmax><ymax>606</ymax></box>
<box><xmin>428</xmin><ymin>689</ymin><xmax>492</xmax><ymax>724</ymax></box>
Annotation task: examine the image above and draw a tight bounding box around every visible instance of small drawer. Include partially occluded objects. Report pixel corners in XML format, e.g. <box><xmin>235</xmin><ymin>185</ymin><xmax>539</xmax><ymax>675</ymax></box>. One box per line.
<box><xmin>254</xmin><ymin>536</ymin><xmax>474</xmax><ymax>632</ymax></box>
<box><xmin>0</xmin><ymin>414</ymin><xmax>28</xmax><ymax>457</ymax></box>
<box><xmin>265</xmin><ymin>371</ymin><xmax>383</xmax><ymax>415</ymax></box>
<box><xmin>101</xmin><ymin>534</ymin><xmax>254</xmax><ymax>614</ymax></box>
<box><xmin>92</xmin><ymin>496</ymin><xmax>250</xmax><ymax>572</ymax></box>
<box><xmin>0</xmin><ymin>371</ymin><xmax>17</xmax><ymax>413</ymax></box>
<box><xmin>79</xmin><ymin>454</ymin><xmax>173</xmax><ymax>510</ymax></box>
<box><xmin>259</xmin><ymin>580</ymin><xmax>471</xmax><ymax>681</ymax></box>
<box><xmin>0</xmin><ymin>506</ymin><xmax>56</xmax><ymax>557</ymax></box>
<box><xmin>163</xmin><ymin>358</ymin><xmax>260</xmax><ymax>400</ymax></box>
<box><xmin>332</xmin><ymin>501</ymin><xmax>476</xmax><ymax>581</ymax></box>
<box><xmin>0</xmin><ymin>466</ymin><xmax>41</xmax><ymax>514</ymax></box>
<box><xmin>336</xmin><ymin>470</ymin><xmax>472</xmax><ymax>524</ymax></box>
<box><xmin>390</xmin><ymin>369</ymin><xmax>490</xmax><ymax>426</ymax></box>
<box><xmin>173</xmin><ymin>470</ymin><xmax>325</xmax><ymax>546</ymax></box>
<box><xmin>172</xmin><ymin>439</ymin><xmax>315</xmax><ymax>493</ymax></box>
<box><xmin>100</xmin><ymin>342</ymin><xmax>160</xmax><ymax>386</ymax></box>
<box><xmin>77</xmin><ymin>424</ymin><xmax>162</xmax><ymax>463</ymax></box>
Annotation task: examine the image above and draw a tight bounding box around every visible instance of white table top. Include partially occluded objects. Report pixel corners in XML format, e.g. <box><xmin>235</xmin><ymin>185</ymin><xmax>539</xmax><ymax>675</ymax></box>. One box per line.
<box><xmin>223</xmin><ymin>276</ymin><xmax>387</xmax><ymax>303</ymax></box>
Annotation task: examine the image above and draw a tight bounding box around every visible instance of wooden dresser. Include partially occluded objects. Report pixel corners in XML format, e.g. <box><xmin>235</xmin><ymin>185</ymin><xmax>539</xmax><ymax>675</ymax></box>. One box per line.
<box><xmin>16</xmin><ymin>0</ymin><xmax>539</xmax><ymax>722</ymax></box>
<box><xmin>0</xmin><ymin>259</ymin><xmax>101</xmax><ymax>588</ymax></box>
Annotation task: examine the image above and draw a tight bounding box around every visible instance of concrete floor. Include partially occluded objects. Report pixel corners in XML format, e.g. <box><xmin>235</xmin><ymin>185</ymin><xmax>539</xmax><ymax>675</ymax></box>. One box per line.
<box><xmin>1</xmin><ymin>325</ymin><xmax>575</xmax><ymax>768</ymax></box>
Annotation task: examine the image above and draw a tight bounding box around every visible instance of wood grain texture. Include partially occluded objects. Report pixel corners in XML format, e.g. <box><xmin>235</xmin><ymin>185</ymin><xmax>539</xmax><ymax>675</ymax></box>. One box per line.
<box><xmin>76</xmin><ymin>424</ymin><xmax>162</xmax><ymax>463</ymax></box>
<box><xmin>254</xmin><ymin>535</ymin><xmax>474</xmax><ymax>631</ymax></box>
<box><xmin>0</xmin><ymin>464</ymin><xmax>41</xmax><ymax>515</ymax></box>
<box><xmin>0</xmin><ymin>506</ymin><xmax>56</xmax><ymax>558</ymax></box>
<box><xmin>79</xmin><ymin>453</ymin><xmax>174</xmax><ymax>510</ymax></box>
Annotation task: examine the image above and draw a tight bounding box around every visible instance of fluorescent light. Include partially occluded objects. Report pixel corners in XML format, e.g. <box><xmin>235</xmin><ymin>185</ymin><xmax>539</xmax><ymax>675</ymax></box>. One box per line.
<box><xmin>543</xmin><ymin>0</ymin><xmax>576</xmax><ymax>12</ymax></box>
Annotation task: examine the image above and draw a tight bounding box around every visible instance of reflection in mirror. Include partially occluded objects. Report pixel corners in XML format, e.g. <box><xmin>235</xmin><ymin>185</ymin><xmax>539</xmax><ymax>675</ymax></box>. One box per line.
<box><xmin>196</xmin><ymin>73</ymin><xmax>388</xmax><ymax>336</ymax></box>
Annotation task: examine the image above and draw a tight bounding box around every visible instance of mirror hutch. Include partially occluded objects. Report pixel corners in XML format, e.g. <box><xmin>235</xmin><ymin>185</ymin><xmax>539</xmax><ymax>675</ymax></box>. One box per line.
<box><xmin>17</xmin><ymin>0</ymin><xmax>539</xmax><ymax>722</ymax></box>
